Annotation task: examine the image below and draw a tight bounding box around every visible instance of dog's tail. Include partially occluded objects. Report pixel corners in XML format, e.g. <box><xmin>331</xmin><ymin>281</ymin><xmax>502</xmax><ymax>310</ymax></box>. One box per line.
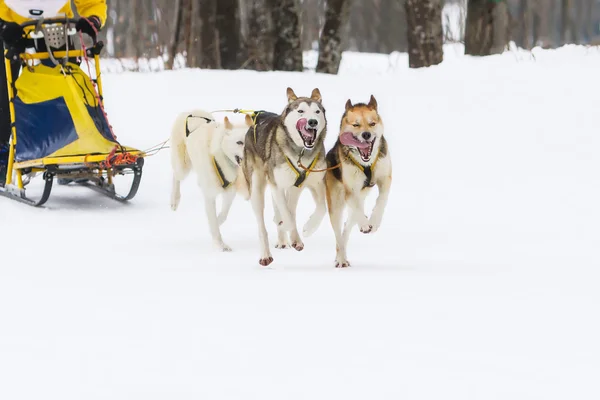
<box><xmin>170</xmin><ymin>112</ymin><xmax>193</xmax><ymax>181</ymax></box>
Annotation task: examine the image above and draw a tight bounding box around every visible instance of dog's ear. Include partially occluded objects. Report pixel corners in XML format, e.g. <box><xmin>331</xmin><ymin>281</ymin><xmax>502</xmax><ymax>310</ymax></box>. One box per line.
<box><xmin>245</xmin><ymin>114</ymin><xmax>253</xmax><ymax>127</ymax></box>
<box><xmin>224</xmin><ymin>116</ymin><xmax>233</xmax><ymax>130</ymax></box>
<box><xmin>310</xmin><ymin>88</ymin><xmax>322</xmax><ymax>102</ymax></box>
<box><xmin>345</xmin><ymin>99</ymin><xmax>353</xmax><ymax>111</ymax></box>
<box><xmin>368</xmin><ymin>95</ymin><xmax>378</xmax><ymax>110</ymax></box>
<box><xmin>287</xmin><ymin>87</ymin><xmax>298</xmax><ymax>103</ymax></box>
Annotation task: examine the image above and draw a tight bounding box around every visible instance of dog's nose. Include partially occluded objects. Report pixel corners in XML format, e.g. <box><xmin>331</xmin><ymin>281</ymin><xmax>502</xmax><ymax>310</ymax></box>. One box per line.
<box><xmin>362</xmin><ymin>131</ymin><xmax>372</xmax><ymax>140</ymax></box>
<box><xmin>308</xmin><ymin>119</ymin><xmax>318</xmax><ymax>128</ymax></box>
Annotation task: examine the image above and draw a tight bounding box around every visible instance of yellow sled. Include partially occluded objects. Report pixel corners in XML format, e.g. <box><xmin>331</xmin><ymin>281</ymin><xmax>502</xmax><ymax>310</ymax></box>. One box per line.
<box><xmin>0</xmin><ymin>17</ymin><xmax>145</xmax><ymax>207</ymax></box>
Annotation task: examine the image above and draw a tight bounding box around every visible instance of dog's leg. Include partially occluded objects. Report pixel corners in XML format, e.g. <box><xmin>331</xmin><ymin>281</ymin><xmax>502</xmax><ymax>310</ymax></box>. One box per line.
<box><xmin>217</xmin><ymin>188</ymin><xmax>235</xmax><ymax>226</ymax></box>
<box><xmin>272</xmin><ymin>193</ymin><xmax>290</xmax><ymax>249</ymax></box>
<box><xmin>369</xmin><ymin>176</ymin><xmax>392</xmax><ymax>233</ymax></box>
<box><xmin>338</xmin><ymin>216</ymin><xmax>357</xmax><ymax>267</ymax></box>
<box><xmin>270</xmin><ymin>186</ymin><xmax>295</xmax><ymax>232</ymax></box>
<box><xmin>303</xmin><ymin>179</ymin><xmax>327</xmax><ymax>237</ymax></box>
<box><xmin>286</xmin><ymin>186</ymin><xmax>304</xmax><ymax>251</ymax></box>
<box><xmin>346</xmin><ymin>192</ymin><xmax>372</xmax><ymax>234</ymax></box>
<box><xmin>251</xmin><ymin>174</ymin><xmax>273</xmax><ymax>266</ymax></box>
<box><xmin>326</xmin><ymin>177</ymin><xmax>349</xmax><ymax>268</ymax></box>
<box><xmin>204</xmin><ymin>193</ymin><xmax>232</xmax><ymax>252</ymax></box>
<box><xmin>171</xmin><ymin>176</ymin><xmax>182</xmax><ymax>211</ymax></box>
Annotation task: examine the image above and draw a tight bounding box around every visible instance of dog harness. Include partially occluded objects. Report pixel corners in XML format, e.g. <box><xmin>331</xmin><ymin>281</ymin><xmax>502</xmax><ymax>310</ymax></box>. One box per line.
<box><xmin>348</xmin><ymin>152</ymin><xmax>380</xmax><ymax>189</ymax></box>
<box><xmin>185</xmin><ymin>115</ymin><xmax>214</xmax><ymax>137</ymax></box>
<box><xmin>285</xmin><ymin>152</ymin><xmax>320</xmax><ymax>188</ymax></box>
<box><xmin>212</xmin><ymin>157</ymin><xmax>232</xmax><ymax>189</ymax></box>
<box><xmin>183</xmin><ymin>115</ymin><xmax>231</xmax><ymax>189</ymax></box>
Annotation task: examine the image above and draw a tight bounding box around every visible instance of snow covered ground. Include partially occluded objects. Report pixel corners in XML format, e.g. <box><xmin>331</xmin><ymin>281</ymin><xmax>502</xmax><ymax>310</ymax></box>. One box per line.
<box><xmin>1</xmin><ymin>44</ymin><xmax>600</xmax><ymax>399</ymax></box>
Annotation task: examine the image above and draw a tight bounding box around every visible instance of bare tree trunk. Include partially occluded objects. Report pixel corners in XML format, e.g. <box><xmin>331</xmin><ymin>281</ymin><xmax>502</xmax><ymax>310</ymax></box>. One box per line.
<box><xmin>583</xmin><ymin>0</ymin><xmax>593</xmax><ymax>43</ymax></box>
<box><xmin>167</xmin><ymin>0</ymin><xmax>183</xmax><ymax>69</ymax></box>
<box><xmin>382</xmin><ymin>0</ymin><xmax>407</xmax><ymax>53</ymax></box>
<box><xmin>316</xmin><ymin>0</ymin><xmax>351</xmax><ymax>74</ymax></box>
<box><xmin>464</xmin><ymin>0</ymin><xmax>509</xmax><ymax>56</ymax></box>
<box><xmin>560</xmin><ymin>0</ymin><xmax>571</xmax><ymax>44</ymax></box>
<box><xmin>216</xmin><ymin>0</ymin><xmax>243</xmax><ymax>69</ymax></box>
<box><xmin>200</xmin><ymin>0</ymin><xmax>220</xmax><ymax>68</ymax></box>
<box><xmin>517</xmin><ymin>0</ymin><xmax>531</xmax><ymax>49</ymax></box>
<box><xmin>532</xmin><ymin>0</ymin><xmax>554</xmax><ymax>48</ymax></box>
<box><xmin>271</xmin><ymin>0</ymin><xmax>303</xmax><ymax>71</ymax></box>
<box><xmin>246</xmin><ymin>0</ymin><xmax>275</xmax><ymax>70</ymax></box>
<box><xmin>405</xmin><ymin>0</ymin><xmax>443</xmax><ymax>69</ymax></box>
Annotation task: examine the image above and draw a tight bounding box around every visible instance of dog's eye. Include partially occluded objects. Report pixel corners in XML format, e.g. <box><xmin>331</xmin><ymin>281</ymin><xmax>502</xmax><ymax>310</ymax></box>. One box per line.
<box><xmin>316</xmin><ymin>110</ymin><xmax>320</xmax><ymax>114</ymax></box>
<box><xmin>352</xmin><ymin>123</ymin><xmax>360</xmax><ymax>128</ymax></box>
<box><xmin>297</xmin><ymin>110</ymin><xmax>304</xmax><ymax>114</ymax></box>
<box><xmin>369</xmin><ymin>122</ymin><xmax>376</xmax><ymax>127</ymax></box>
<box><xmin>236</xmin><ymin>141</ymin><xmax>243</xmax><ymax>146</ymax></box>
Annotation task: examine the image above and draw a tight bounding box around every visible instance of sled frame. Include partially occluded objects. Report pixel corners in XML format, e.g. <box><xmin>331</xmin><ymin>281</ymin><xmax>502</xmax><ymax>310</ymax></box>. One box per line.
<box><xmin>0</xmin><ymin>17</ymin><xmax>145</xmax><ymax>207</ymax></box>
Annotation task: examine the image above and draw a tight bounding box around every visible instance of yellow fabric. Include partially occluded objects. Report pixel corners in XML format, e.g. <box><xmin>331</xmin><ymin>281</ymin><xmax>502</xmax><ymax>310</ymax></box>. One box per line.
<box><xmin>15</xmin><ymin>62</ymin><xmax>136</xmax><ymax>159</ymax></box>
<box><xmin>0</xmin><ymin>0</ymin><xmax>106</xmax><ymax>27</ymax></box>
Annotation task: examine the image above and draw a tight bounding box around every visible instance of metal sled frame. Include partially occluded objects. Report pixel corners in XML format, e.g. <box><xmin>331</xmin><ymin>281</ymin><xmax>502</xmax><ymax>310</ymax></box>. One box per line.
<box><xmin>0</xmin><ymin>17</ymin><xmax>145</xmax><ymax>207</ymax></box>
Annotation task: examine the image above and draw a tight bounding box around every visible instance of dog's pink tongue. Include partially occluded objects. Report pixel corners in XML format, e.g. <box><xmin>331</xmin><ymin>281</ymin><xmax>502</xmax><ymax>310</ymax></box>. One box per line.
<box><xmin>296</xmin><ymin>118</ymin><xmax>309</xmax><ymax>133</ymax></box>
<box><xmin>340</xmin><ymin>132</ymin><xmax>370</xmax><ymax>149</ymax></box>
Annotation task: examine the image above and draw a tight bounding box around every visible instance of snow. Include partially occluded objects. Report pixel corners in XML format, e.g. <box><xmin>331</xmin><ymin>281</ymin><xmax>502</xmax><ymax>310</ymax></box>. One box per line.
<box><xmin>1</xmin><ymin>43</ymin><xmax>600</xmax><ymax>399</ymax></box>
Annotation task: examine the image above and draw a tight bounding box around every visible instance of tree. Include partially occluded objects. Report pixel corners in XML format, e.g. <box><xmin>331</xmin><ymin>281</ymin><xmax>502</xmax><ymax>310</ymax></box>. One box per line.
<box><xmin>216</xmin><ymin>0</ymin><xmax>244</xmax><ymax>69</ymax></box>
<box><xmin>405</xmin><ymin>0</ymin><xmax>444</xmax><ymax>69</ymax></box>
<box><xmin>271</xmin><ymin>0</ymin><xmax>303</xmax><ymax>71</ymax></box>
<box><xmin>464</xmin><ymin>0</ymin><xmax>509</xmax><ymax>56</ymax></box>
<box><xmin>200</xmin><ymin>0</ymin><xmax>220</xmax><ymax>69</ymax></box>
<box><xmin>245</xmin><ymin>0</ymin><xmax>275</xmax><ymax>71</ymax></box>
<box><xmin>316</xmin><ymin>0</ymin><xmax>351</xmax><ymax>74</ymax></box>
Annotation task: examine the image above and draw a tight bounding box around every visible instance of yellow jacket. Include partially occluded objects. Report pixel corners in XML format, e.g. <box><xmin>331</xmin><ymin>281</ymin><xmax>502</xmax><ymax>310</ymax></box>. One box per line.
<box><xmin>0</xmin><ymin>1</ymin><xmax>107</xmax><ymax>28</ymax></box>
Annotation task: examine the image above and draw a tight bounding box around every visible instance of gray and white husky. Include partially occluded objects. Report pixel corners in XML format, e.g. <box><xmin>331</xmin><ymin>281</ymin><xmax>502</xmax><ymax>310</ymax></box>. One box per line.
<box><xmin>170</xmin><ymin>109</ymin><xmax>252</xmax><ymax>252</ymax></box>
<box><xmin>238</xmin><ymin>88</ymin><xmax>328</xmax><ymax>266</ymax></box>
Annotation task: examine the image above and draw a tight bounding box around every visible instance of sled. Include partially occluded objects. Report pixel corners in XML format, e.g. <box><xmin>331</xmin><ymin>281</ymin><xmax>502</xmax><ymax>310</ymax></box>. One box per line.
<box><xmin>0</xmin><ymin>17</ymin><xmax>145</xmax><ymax>207</ymax></box>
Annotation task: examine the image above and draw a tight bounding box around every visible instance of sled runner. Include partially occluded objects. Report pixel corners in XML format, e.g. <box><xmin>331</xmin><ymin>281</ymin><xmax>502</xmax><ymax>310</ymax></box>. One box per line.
<box><xmin>0</xmin><ymin>17</ymin><xmax>145</xmax><ymax>207</ymax></box>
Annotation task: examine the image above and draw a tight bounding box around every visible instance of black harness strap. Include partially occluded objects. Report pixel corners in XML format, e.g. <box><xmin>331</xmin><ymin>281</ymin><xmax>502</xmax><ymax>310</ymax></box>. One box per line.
<box><xmin>212</xmin><ymin>157</ymin><xmax>231</xmax><ymax>189</ymax></box>
<box><xmin>185</xmin><ymin>115</ymin><xmax>213</xmax><ymax>137</ymax></box>
<box><xmin>348</xmin><ymin>154</ymin><xmax>379</xmax><ymax>189</ymax></box>
<box><xmin>285</xmin><ymin>152</ymin><xmax>320</xmax><ymax>188</ymax></box>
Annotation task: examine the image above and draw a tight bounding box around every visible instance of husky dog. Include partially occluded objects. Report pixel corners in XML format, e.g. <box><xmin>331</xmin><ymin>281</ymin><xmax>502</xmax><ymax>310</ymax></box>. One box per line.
<box><xmin>170</xmin><ymin>109</ymin><xmax>253</xmax><ymax>252</ymax></box>
<box><xmin>325</xmin><ymin>96</ymin><xmax>392</xmax><ymax>268</ymax></box>
<box><xmin>238</xmin><ymin>88</ymin><xmax>328</xmax><ymax>266</ymax></box>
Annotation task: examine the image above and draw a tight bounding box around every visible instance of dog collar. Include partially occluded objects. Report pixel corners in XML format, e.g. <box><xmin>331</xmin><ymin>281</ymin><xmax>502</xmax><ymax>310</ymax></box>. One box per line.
<box><xmin>285</xmin><ymin>152</ymin><xmax>320</xmax><ymax>188</ymax></box>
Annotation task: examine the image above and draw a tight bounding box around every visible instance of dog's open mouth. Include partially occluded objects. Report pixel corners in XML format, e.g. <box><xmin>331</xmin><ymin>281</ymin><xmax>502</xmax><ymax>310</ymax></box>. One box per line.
<box><xmin>296</xmin><ymin>119</ymin><xmax>317</xmax><ymax>148</ymax></box>
<box><xmin>357</xmin><ymin>140</ymin><xmax>375</xmax><ymax>162</ymax></box>
<box><xmin>340</xmin><ymin>132</ymin><xmax>375</xmax><ymax>162</ymax></box>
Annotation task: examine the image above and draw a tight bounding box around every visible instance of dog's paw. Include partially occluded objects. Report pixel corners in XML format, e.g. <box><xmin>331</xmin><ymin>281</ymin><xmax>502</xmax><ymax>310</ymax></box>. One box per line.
<box><xmin>291</xmin><ymin>240</ymin><xmax>304</xmax><ymax>252</ymax></box>
<box><xmin>368</xmin><ymin>215</ymin><xmax>382</xmax><ymax>233</ymax></box>
<box><xmin>359</xmin><ymin>223</ymin><xmax>373</xmax><ymax>234</ymax></box>
<box><xmin>275</xmin><ymin>241</ymin><xmax>291</xmax><ymax>249</ymax></box>
<box><xmin>221</xmin><ymin>244</ymin><xmax>232</xmax><ymax>252</ymax></box>
<box><xmin>259</xmin><ymin>256</ymin><xmax>274</xmax><ymax>266</ymax></box>
<box><xmin>335</xmin><ymin>259</ymin><xmax>351</xmax><ymax>268</ymax></box>
<box><xmin>170</xmin><ymin>202</ymin><xmax>179</xmax><ymax>211</ymax></box>
<box><xmin>302</xmin><ymin>219</ymin><xmax>319</xmax><ymax>238</ymax></box>
<box><xmin>215</xmin><ymin>241</ymin><xmax>232</xmax><ymax>252</ymax></box>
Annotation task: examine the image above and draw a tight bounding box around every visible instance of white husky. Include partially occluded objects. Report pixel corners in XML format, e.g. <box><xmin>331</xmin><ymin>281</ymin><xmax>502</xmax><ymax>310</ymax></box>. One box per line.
<box><xmin>170</xmin><ymin>109</ymin><xmax>252</xmax><ymax>252</ymax></box>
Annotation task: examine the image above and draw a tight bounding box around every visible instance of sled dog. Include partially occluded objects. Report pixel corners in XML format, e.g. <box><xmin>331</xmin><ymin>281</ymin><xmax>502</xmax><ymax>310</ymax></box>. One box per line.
<box><xmin>238</xmin><ymin>87</ymin><xmax>328</xmax><ymax>266</ymax></box>
<box><xmin>325</xmin><ymin>96</ymin><xmax>392</xmax><ymax>268</ymax></box>
<box><xmin>170</xmin><ymin>109</ymin><xmax>252</xmax><ymax>252</ymax></box>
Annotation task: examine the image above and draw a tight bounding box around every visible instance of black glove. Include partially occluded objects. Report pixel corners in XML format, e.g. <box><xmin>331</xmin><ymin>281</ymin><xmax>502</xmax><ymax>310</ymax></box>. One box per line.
<box><xmin>0</xmin><ymin>20</ymin><xmax>24</xmax><ymax>48</ymax></box>
<box><xmin>75</xmin><ymin>16</ymin><xmax>101</xmax><ymax>39</ymax></box>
